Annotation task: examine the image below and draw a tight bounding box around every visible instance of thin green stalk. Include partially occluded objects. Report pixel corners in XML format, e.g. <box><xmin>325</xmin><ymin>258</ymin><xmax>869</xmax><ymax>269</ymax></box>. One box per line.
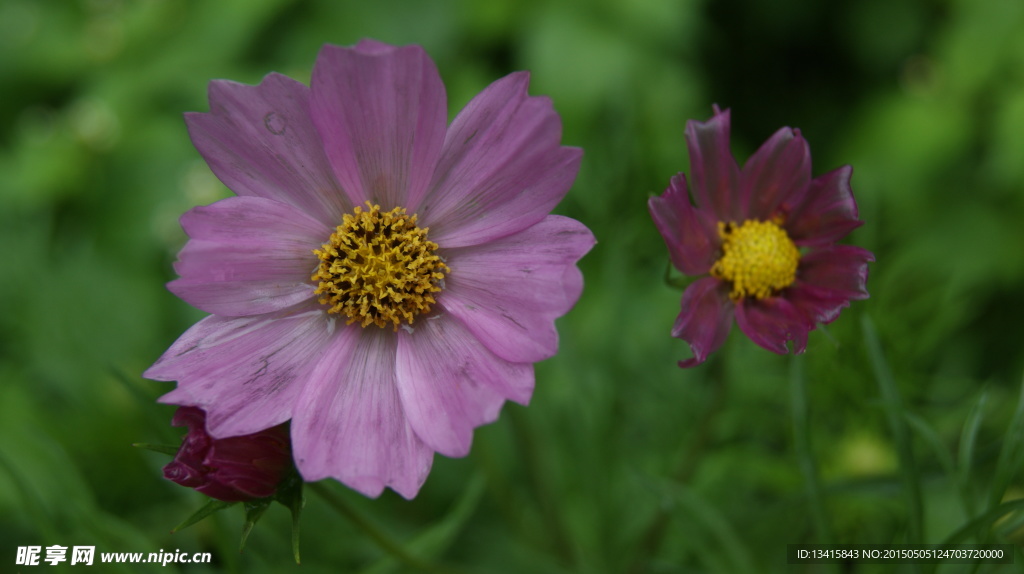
<box><xmin>507</xmin><ymin>406</ymin><xmax>577</xmax><ymax>568</ymax></box>
<box><xmin>790</xmin><ymin>355</ymin><xmax>833</xmax><ymax>544</ymax></box>
<box><xmin>862</xmin><ymin>315</ymin><xmax>924</xmax><ymax>543</ymax></box>
<box><xmin>627</xmin><ymin>358</ymin><xmax>727</xmax><ymax>574</ymax></box>
<box><xmin>308</xmin><ymin>482</ymin><xmax>468</xmax><ymax>574</ymax></box>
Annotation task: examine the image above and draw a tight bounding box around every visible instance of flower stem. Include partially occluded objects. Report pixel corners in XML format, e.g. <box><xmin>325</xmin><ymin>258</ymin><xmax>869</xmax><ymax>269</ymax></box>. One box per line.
<box><xmin>308</xmin><ymin>481</ymin><xmax>467</xmax><ymax>574</ymax></box>
<box><xmin>790</xmin><ymin>354</ymin><xmax>834</xmax><ymax>544</ymax></box>
<box><xmin>627</xmin><ymin>358</ymin><xmax>727</xmax><ymax>574</ymax></box>
<box><xmin>863</xmin><ymin>315</ymin><xmax>924</xmax><ymax>543</ymax></box>
<box><xmin>507</xmin><ymin>406</ymin><xmax>578</xmax><ymax>567</ymax></box>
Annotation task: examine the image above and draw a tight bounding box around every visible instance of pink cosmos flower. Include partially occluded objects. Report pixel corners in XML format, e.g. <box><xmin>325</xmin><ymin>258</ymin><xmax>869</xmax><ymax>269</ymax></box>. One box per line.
<box><xmin>145</xmin><ymin>40</ymin><xmax>594</xmax><ymax>499</ymax></box>
<box><xmin>163</xmin><ymin>406</ymin><xmax>291</xmax><ymax>502</ymax></box>
<box><xmin>648</xmin><ymin>107</ymin><xmax>873</xmax><ymax>368</ymax></box>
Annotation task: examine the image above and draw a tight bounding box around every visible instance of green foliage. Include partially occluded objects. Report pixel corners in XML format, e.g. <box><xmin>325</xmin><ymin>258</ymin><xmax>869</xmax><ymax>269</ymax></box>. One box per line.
<box><xmin>3</xmin><ymin>0</ymin><xmax>1024</xmax><ymax>572</ymax></box>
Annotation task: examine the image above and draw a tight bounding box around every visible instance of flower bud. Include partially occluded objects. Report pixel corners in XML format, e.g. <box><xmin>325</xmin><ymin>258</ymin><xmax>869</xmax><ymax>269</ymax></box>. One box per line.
<box><xmin>163</xmin><ymin>406</ymin><xmax>291</xmax><ymax>502</ymax></box>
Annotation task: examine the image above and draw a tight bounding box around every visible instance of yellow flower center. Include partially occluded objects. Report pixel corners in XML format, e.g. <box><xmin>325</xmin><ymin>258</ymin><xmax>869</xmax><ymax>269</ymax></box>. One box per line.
<box><xmin>311</xmin><ymin>202</ymin><xmax>449</xmax><ymax>330</ymax></box>
<box><xmin>710</xmin><ymin>219</ymin><xmax>800</xmax><ymax>300</ymax></box>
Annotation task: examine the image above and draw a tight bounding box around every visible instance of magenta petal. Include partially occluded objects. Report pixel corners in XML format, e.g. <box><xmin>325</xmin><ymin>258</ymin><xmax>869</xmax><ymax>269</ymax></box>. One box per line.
<box><xmin>420</xmin><ymin>72</ymin><xmax>582</xmax><ymax>247</ymax></box>
<box><xmin>396</xmin><ymin>314</ymin><xmax>530</xmax><ymax>457</ymax></box>
<box><xmin>186</xmin><ymin>74</ymin><xmax>350</xmax><ymax>226</ymax></box>
<box><xmin>648</xmin><ymin>174</ymin><xmax>719</xmax><ymax>276</ymax></box>
<box><xmin>786</xmin><ymin>166</ymin><xmax>863</xmax><ymax>247</ymax></box>
<box><xmin>786</xmin><ymin>283</ymin><xmax>851</xmax><ymax>326</ymax></box>
<box><xmin>672</xmin><ymin>277</ymin><xmax>735</xmax><ymax>368</ymax></box>
<box><xmin>291</xmin><ymin>328</ymin><xmax>433</xmax><ymax>499</ymax></box>
<box><xmin>686</xmin><ymin>108</ymin><xmax>741</xmax><ymax>221</ymax></box>
<box><xmin>735</xmin><ymin>296</ymin><xmax>812</xmax><ymax>355</ymax></box>
<box><xmin>147</xmin><ymin>303</ymin><xmax>334</xmax><ymax>437</ymax></box>
<box><xmin>310</xmin><ymin>42</ymin><xmax>447</xmax><ymax>211</ymax></box>
<box><xmin>740</xmin><ymin>127</ymin><xmax>811</xmax><ymax>220</ymax></box>
<box><xmin>169</xmin><ymin>197</ymin><xmax>327</xmax><ymax>317</ymax></box>
<box><xmin>797</xmin><ymin>245</ymin><xmax>874</xmax><ymax>301</ymax></box>
<box><xmin>438</xmin><ymin>215</ymin><xmax>594</xmax><ymax>363</ymax></box>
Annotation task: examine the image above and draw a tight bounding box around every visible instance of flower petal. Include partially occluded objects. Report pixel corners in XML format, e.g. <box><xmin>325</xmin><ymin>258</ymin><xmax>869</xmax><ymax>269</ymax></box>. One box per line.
<box><xmin>735</xmin><ymin>296</ymin><xmax>812</xmax><ymax>355</ymax></box>
<box><xmin>785</xmin><ymin>165</ymin><xmax>863</xmax><ymax>247</ymax></box>
<box><xmin>797</xmin><ymin>244</ymin><xmax>874</xmax><ymax>300</ymax></box>
<box><xmin>686</xmin><ymin>107</ymin><xmax>741</xmax><ymax>221</ymax></box>
<box><xmin>785</xmin><ymin>283</ymin><xmax>851</xmax><ymax>326</ymax></box>
<box><xmin>168</xmin><ymin>197</ymin><xmax>328</xmax><ymax>317</ymax></box>
<box><xmin>148</xmin><ymin>303</ymin><xmax>334</xmax><ymax>437</ymax></box>
<box><xmin>672</xmin><ymin>277</ymin><xmax>735</xmax><ymax>368</ymax></box>
<box><xmin>185</xmin><ymin>73</ymin><xmax>350</xmax><ymax>226</ymax></box>
<box><xmin>310</xmin><ymin>41</ymin><xmax>447</xmax><ymax>212</ymax></box>
<box><xmin>291</xmin><ymin>328</ymin><xmax>433</xmax><ymax>499</ymax></box>
<box><xmin>438</xmin><ymin>215</ymin><xmax>595</xmax><ymax>363</ymax></box>
<box><xmin>419</xmin><ymin>72</ymin><xmax>582</xmax><ymax>247</ymax></box>
<box><xmin>740</xmin><ymin>127</ymin><xmax>811</xmax><ymax>220</ymax></box>
<box><xmin>397</xmin><ymin>313</ymin><xmax>530</xmax><ymax>457</ymax></box>
<box><xmin>648</xmin><ymin>174</ymin><xmax>720</xmax><ymax>276</ymax></box>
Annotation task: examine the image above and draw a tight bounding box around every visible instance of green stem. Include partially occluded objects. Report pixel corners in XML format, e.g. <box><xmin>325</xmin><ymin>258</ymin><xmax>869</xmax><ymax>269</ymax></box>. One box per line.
<box><xmin>863</xmin><ymin>315</ymin><xmax>924</xmax><ymax>543</ymax></box>
<box><xmin>627</xmin><ymin>358</ymin><xmax>727</xmax><ymax>574</ymax></box>
<box><xmin>790</xmin><ymin>355</ymin><xmax>833</xmax><ymax>544</ymax></box>
<box><xmin>308</xmin><ymin>482</ymin><xmax>467</xmax><ymax>574</ymax></box>
<box><xmin>507</xmin><ymin>407</ymin><xmax>577</xmax><ymax>567</ymax></box>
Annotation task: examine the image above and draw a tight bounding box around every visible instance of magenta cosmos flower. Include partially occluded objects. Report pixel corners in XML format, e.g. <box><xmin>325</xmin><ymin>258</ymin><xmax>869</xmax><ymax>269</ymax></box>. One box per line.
<box><xmin>648</xmin><ymin>107</ymin><xmax>873</xmax><ymax>368</ymax></box>
<box><xmin>145</xmin><ymin>40</ymin><xmax>594</xmax><ymax>499</ymax></box>
<box><xmin>164</xmin><ymin>406</ymin><xmax>291</xmax><ymax>502</ymax></box>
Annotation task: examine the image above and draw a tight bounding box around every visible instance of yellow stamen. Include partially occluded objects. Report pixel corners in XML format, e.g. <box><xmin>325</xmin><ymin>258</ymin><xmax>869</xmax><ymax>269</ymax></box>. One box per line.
<box><xmin>710</xmin><ymin>219</ymin><xmax>800</xmax><ymax>300</ymax></box>
<box><xmin>311</xmin><ymin>202</ymin><xmax>449</xmax><ymax>330</ymax></box>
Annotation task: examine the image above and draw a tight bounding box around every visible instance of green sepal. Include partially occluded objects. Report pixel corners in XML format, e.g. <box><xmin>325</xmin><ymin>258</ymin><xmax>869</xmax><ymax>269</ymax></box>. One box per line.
<box><xmin>132</xmin><ymin>442</ymin><xmax>180</xmax><ymax>456</ymax></box>
<box><xmin>172</xmin><ymin>499</ymin><xmax>236</xmax><ymax>533</ymax></box>
<box><xmin>663</xmin><ymin>260</ymin><xmax>695</xmax><ymax>291</ymax></box>
<box><xmin>240</xmin><ymin>498</ymin><xmax>273</xmax><ymax>552</ymax></box>
<box><xmin>274</xmin><ymin>468</ymin><xmax>305</xmax><ymax>564</ymax></box>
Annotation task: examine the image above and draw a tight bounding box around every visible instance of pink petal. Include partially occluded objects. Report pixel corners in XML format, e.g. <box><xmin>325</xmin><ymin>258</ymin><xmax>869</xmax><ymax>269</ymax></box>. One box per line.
<box><xmin>735</xmin><ymin>296</ymin><xmax>812</xmax><ymax>355</ymax></box>
<box><xmin>785</xmin><ymin>165</ymin><xmax>863</xmax><ymax>247</ymax></box>
<box><xmin>396</xmin><ymin>313</ymin><xmax>531</xmax><ymax>457</ymax></box>
<box><xmin>438</xmin><ymin>215</ymin><xmax>595</xmax><ymax>363</ymax></box>
<box><xmin>169</xmin><ymin>197</ymin><xmax>328</xmax><ymax>317</ymax></box>
<box><xmin>686</xmin><ymin>107</ymin><xmax>741</xmax><ymax>222</ymax></box>
<box><xmin>310</xmin><ymin>41</ymin><xmax>447</xmax><ymax>212</ymax></box>
<box><xmin>739</xmin><ymin>127</ymin><xmax>811</xmax><ymax>221</ymax></box>
<box><xmin>186</xmin><ymin>73</ymin><xmax>351</xmax><ymax>227</ymax></box>
<box><xmin>648</xmin><ymin>174</ymin><xmax>720</xmax><ymax>276</ymax></box>
<box><xmin>147</xmin><ymin>303</ymin><xmax>334</xmax><ymax>437</ymax></box>
<box><xmin>291</xmin><ymin>328</ymin><xmax>434</xmax><ymax>499</ymax></box>
<box><xmin>419</xmin><ymin>72</ymin><xmax>582</xmax><ymax>247</ymax></box>
<box><xmin>797</xmin><ymin>245</ymin><xmax>874</xmax><ymax>301</ymax></box>
<box><xmin>672</xmin><ymin>277</ymin><xmax>735</xmax><ymax>368</ymax></box>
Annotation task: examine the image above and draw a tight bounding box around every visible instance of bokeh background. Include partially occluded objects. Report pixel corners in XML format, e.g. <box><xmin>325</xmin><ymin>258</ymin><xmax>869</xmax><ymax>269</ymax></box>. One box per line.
<box><xmin>3</xmin><ymin>0</ymin><xmax>1024</xmax><ymax>572</ymax></box>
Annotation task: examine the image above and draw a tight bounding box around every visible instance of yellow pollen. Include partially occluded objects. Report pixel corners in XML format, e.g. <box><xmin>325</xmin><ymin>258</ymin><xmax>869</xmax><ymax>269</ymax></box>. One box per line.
<box><xmin>311</xmin><ymin>202</ymin><xmax>449</xmax><ymax>330</ymax></box>
<box><xmin>710</xmin><ymin>219</ymin><xmax>800</xmax><ymax>300</ymax></box>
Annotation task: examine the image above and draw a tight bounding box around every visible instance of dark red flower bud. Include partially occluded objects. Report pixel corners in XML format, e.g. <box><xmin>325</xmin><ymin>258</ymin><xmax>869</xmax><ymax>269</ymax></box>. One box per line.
<box><xmin>163</xmin><ymin>406</ymin><xmax>291</xmax><ymax>502</ymax></box>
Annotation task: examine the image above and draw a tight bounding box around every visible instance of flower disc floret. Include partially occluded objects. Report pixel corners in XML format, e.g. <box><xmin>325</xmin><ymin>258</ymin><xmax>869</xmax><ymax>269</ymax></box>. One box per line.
<box><xmin>312</xmin><ymin>202</ymin><xmax>449</xmax><ymax>330</ymax></box>
<box><xmin>710</xmin><ymin>219</ymin><xmax>800</xmax><ymax>300</ymax></box>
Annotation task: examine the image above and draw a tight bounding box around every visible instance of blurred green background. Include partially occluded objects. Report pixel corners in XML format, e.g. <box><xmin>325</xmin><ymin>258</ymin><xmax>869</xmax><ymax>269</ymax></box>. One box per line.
<box><xmin>3</xmin><ymin>0</ymin><xmax>1024</xmax><ymax>572</ymax></box>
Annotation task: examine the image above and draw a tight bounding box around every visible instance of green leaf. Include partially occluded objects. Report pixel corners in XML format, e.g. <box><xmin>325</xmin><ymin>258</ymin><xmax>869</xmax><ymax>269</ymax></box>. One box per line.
<box><xmin>172</xmin><ymin>498</ymin><xmax>236</xmax><ymax>533</ymax></box>
<box><xmin>958</xmin><ymin>390</ymin><xmax>989</xmax><ymax>519</ymax></box>
<box><xmin>988</xmin><ymin>374</ymin><xmax>1024</xmax><ymax>510</ymax></box>
<box><xmin>131</xmin><ymin>442</ymin><xmax>180</xmax><ymax>456</ymax></box>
